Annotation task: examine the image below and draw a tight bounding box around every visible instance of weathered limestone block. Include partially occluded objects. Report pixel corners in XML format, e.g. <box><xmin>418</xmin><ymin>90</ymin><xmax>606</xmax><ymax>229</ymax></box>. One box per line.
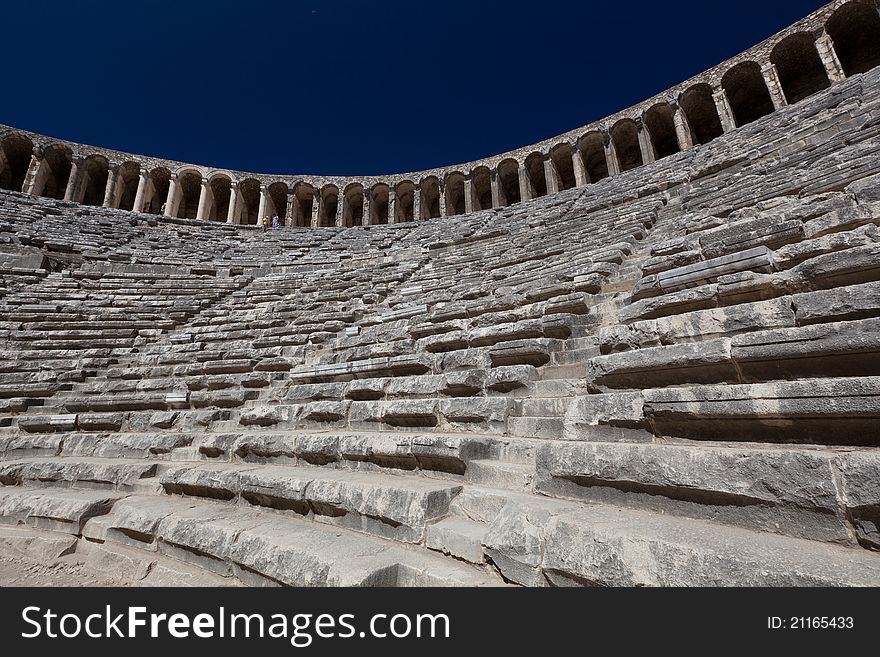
<box><xmin>439</xmin><ymin>349</ymin><xmax>491</xmax><ymax>372</ymax></box>
<box><xmin>534</xmin><ymin>441</ymin><xmax>850</xmax><ymax>543</ymax></box>
<box><xmin>441</xmin><ymin>370</ymin><xmax>486</xmax><ymax>396</ymax></box>
<box><xmin>563</xmin><ymin>392</ymin><xmax>647</xmax><ymax>440</ymax></box>
<box><xmin>652</xmin><ymin>297</ymin><xmax>796</xmax><ymax>343</ymax></box>
<box><xmin>643</xmin><ymin>377</ymin><xmax>880</xmax><ymax>444</ymax></box>
<box><xmin>349</xmin><ymin>399</ymin><xmax>438</xmax><ymax>428</ymax></box>
<box><xmin>620</xmin><ymin>284</ymin><xmax>718</xmax><ymax>323</ymax></box>
<box><xmin>642</xmin><ymin>249</ymin><xmax>702</xmax><ymax>277</ymax></box>
<box><xmin>772</xmin><ymin>224</ymin><xmax>879</xmax><ymax>270</ymax></box>
<box><xmin>345</xmin><ymin>378</ymin><xmax>387</xmax><ymax>401</ymax></box>
<box><xmin>0</xmin><ymin>487</ymin><xmax>121</xmax><ymax>533</ymax></box>
<box><xmin>700</xmin><ymin>218</ymin><xmax>805</xmax><ymax>259</ymax></box>
<box><xmin>485</xmin><ymin>365</ymin><xmax>537</xmax><ymax>392</ymax></box>
<box><xmin>440</xmin><ymin>397</ymin><xmax>511</xmax><ymax>424</ymax></box>
<box><xmin>239</xmin><ymin>405</ymin><xmax>291</xmax><ymax>427</ymax></box>
<box><xmin>793</xmin><ymin>281</ymin><xmax>880</xmax><ymax>325</ymax></box>
<box><xmin>838</xmin><ymin>451</ymin><xmax>880</xmax><ymax>550</ymax></box>
<box><xmin>715</xmin><ymin>271</ymin><xmax>789</xmax><ymax>305</ymax></box>
<box><xmin>539</xmin><ymin>505</ymin><xmax>880</xmax><ymax>586</ymax></box>
<box><xmin>1</xmin><ymin>458</ymin><xmax>156</xmax><ymax>491</ymax></box>
<box><xmin>587</xmin><ymin>339</ymin><xmax>736</xmax><ymax>390</ymax></box>
<box><xmin>76</xmin><ymin>412</ymin><xmax>126</xmax><ymax>431</ymax></box>
<box><xmin>385</xmin><ymin>375</ymin><xmax>444</xmax><ymax>397</ymax></box>
<box><xmin>150</xmin><ymin>411</ymin><xmax>179</xmax><ymax>429</ymax></box>
<box><xmin>788</xmin><ymin>243</ymin><xmax>880</xmax><ymax>290</ymax></box>
<box><xmin>489</xmin><ymin>339</ymin><xmax>551</xmax><ymax>367</ymax></box>
<box><xmin>299</xmin><ymin>400</ymin><xmax>349</xmax><ymax>423</ymax></box>
<box><xmin>285</xmin><ymin>382</ymin><xmax>346</xmax><ymax>402</ymax></box>
<box><xmin>731</xmin><ymin>318</ymin><xmax>880</xmax><ymax>381</ymax></box>
<box><xmin>633</xmin><ymin>246</ymin><xmax>774</xmax><ymax>302</ymax></box>
<box><xmin>598</xmin><ymin>322</ymin><xmax>661</xmax><ymax>354</ymax></box>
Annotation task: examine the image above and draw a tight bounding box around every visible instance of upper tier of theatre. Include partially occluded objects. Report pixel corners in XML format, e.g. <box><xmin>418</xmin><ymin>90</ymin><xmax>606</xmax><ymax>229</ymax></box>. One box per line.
<box><xmin>1</xmin><ymin>0</ymin><xmax>878</xmax><ymax>228</ymax></box>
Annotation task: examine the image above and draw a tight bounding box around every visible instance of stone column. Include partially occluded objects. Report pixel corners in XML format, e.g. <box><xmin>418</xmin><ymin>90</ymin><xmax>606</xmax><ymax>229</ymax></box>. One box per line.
<box><xmin>543</xmin><ymin>158</ymin><xmax>559</xmax><ymax>194</ymax></box>
<box><xmin>518</xmin><ymin>166</ymin><xmax>531</xmax><ymax>202</ymax></box>
<box><xmin>490</xmin><ymin>172</ymin><xmax>501</xmax><ymax>207</ymax></box>
<box><xmin>285</xmin><ymin>193</ymin><xmax>295</xmax><ymax>227</ymax></box>
<box><xmin>164</xmin><ymin>173</ymin><xmax>178</xmax><ymax>216</ymax></box>
<box><xmin>815</xmin><ymin>30</ymin><xmax>846</xmax><ymax>84</ymax></box>
<box><xmin>362</xmin><ymin>189</ymin><xmax>371</xmax><ymax>225</ymax></box>
<box><xmin>102</xmin><ymin>164</ymin><xmax>119</xmax><ymax>208</ymax></box>
<box><xmin>226</xmin><ymin>182</ymin><xmax>239</xmax><ymax>224</ymax></box>
<box><xmin>601</xmin><ymin>130</ymin><xmax>620</xmax><ymax>176</ymax></box>
<box><xmin>463</xmin><ymin>179</ymin><xmax>474</xmax><ymax>213</ymax></box>
<box><xmin>388</xmin><ymin>189</ymin><xmax>397</xmax><ymax>223</ymax></box>
<box><xmin>671</xmin><ymin>103</ymin><xmax>694</xmax><ymax>150</ymax></box>
<box><xmin>257</xmin><ymin>185</ymin><xmax>269</xmax><ymax>223</ymax></box>
<box><xmin>335</xmin><ymin>194</ymin><xmax>344</xmax><ymax>227</ymax></box>
<box><xmin>712</xmin><ymin>86</ymin><xmax>737</xmax><ymax>132</ymax></box>
<box><xmin>196</xmin><ymin>177</ymin><xmax>212</xmax><ymax>221</ymax></box>
<box><xmin>132</xmin><ymin>167</ymin><xmax>148</xmax><ymax>212</ymax></box>
<box><xmin>413</xmin><ymin>187</ymin><xmax>422</xmax><ymax>221</ymax></box>
<box><xmin>572</xmin><ymin>148</ymin><xmax>588</xmax><ymax>187</ymax></box>
<box><xmin>63</xmin><ymin>157</ymin><xmax>82</xmax><ymax>201</ymax></box>
<box><xmin>23</xmin><ymin>148</ymin><xmax>44</xmax><ymax>195</ymax></box>
<box><xmin>636</xmin><ymin>120</ymin><xmax>655</xmax><ymax>164</ymax></box>
<box><xmin>761</xmin><ymin>62</ymin><xmax>787</xmax><ymax>110</ymax></box>
<box><xmin>310</xmin><ymin>190</ymin><xmax>320</xmax><ymax>227</ymax></box>
<box><xmin>438</xmin><ymin>185</ymin><xmax>447</xmax><ymax>217</ymax></box>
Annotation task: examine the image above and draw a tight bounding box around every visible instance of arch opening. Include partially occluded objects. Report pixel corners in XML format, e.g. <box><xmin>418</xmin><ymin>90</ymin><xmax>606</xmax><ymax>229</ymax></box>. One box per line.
<box><xmin>444</xmin><ymin>173</ymin><xmax>465</xmax><ymax>217</ymax></box>
<box><xmin>524</xmin><ymin>153</ymin><xmax>547</xmax><ymax>198</ymax></box>
<box><xmin>471</xmin><ymin>167</ymin><xmax>492</xmax><ymax>210</ymax></box>
<box><xmin>679</xmin><ymin>83</ymin><xmax>724</xmax><ymax>145</ymax></box>
<box><xmin>319</xmin><ymin>185</ymin><xmax>339</xmax><ymax>227</ymax></box>
<box><xmin>550</xmin><ymin>144</ymin><xmax>576</xmax><ymax>190</ymax></box>
<box><xmin>267</xmin><ymin>182</ymin><xmax>289</xmax><ymax>223</ymax></box>
<box><xmin>578</xmin><ymin>132</ymin><xmax>608</xmax><ymax>183</ymax></box>
<box><xmin>0</xmin><ymin>134</ymin><xmax>33</xmax><ymax>192</ymax></box>
<box><xmin>611</xmin><ymin>119</ymin><xmax>643</xmax><ymax>173</ymax></box>
<box><xmin>420</xmin><ymin>177</ymin><xmax>441</xmax><ymax>218</ymax></box>
<box><xmin>826</xmin><ymin>0</ymin><xmax>880</xmax><ymax>77</ymax></box>
<box><xmin>80</xmin><ymin>156</ymin><xmax>109</xmax><ymax>207</ymax></box>
<box><xmin>239</xmin><ymin>178</ymin><xmax>261</xmax><ymax>225</ymax></box>
<box><xmin>175</xmin><ymin>171</ymin><xmax>201</xmax><ymax>219</ymax></box>
<box><xmin>643</xmin><ymin>104</ymin><xmax>680</xmax><ymax>160</ymax></box>
<box><xmin>771</xmin><ymin>33</ymin><xmax>831</xmax><ymax>104</ymax></box>
<box><xmin>498</xmin><ymin>159</ymin><xmax>521</xmax><ymax>205</ymax></box>
<box><xmin>343</xmin><ymin>184</ymin><xmax>364</xmax><ymax>226</ymax></box>
<box><xmin>370</xmin><ymin>184</ymin><xmax>390</xmax><ymax>224</ymax></box>
<box><xmin>208</xmin><ymin>176</ymin><xmax>232</xmax><ymax>221</ymax></box>
<box><xmin>145</xmin><ymin>168</ymin><xmax>170</xmax><ymax>214</ymax></box>
<box><xmin>38</xmin><ymin>144</ymin><xmax>72</xmax><ymax>200</ymax></box>
<box><xmin>721</xmin><ymin>61</ymin><xmax>775</xmax><ymax>127</ymax></box>
<box><xmin>291</xmin><ymin>183</ymin><xmax>315</xmax><ymax>226</ymax></box>
<box><xmin>116</xmin><ymin>162</ymin><xmax>140</xmax><ymax>211</ymax></box>
<box><xmin>395</xmin><ymin>181</ymin><xmax>415</xmax><ymax>222</ymax></box>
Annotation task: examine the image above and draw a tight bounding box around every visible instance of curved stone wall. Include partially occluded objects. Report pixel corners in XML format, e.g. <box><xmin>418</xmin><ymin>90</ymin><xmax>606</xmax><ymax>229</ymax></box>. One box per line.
<box><xmin>1</xmin><ymin>0</ymin><xmax>878</xmax><ymax>228</ymax></box>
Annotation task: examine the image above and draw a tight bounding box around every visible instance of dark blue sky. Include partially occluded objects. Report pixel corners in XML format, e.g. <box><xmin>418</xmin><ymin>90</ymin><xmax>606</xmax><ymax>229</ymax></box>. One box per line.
<box><xmin>2</xmin><ymin>1</ymin><xmax>827</xmax><ymax>175</ymax></box>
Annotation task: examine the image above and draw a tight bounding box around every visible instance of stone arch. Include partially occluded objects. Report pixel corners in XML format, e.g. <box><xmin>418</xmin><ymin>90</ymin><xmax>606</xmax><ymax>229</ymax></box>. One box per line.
<box><xmin>291</xmin><ymin>182</ymin><xmax>315</xmax><ymax>226</ymax></box>
<box><xmin>208</xmin><ymin>174</ymin><xmax>232</xmax><ymax>221</ymax></box>
<box><xmin>471</xmin><ymin>167</ymin><xmax>492</xmax><ymax>210</ymax></box>
<box><xmin>578</xmin><ymin>132</ymin><xmax>609</xmax><ymax>183</ymax></box>
<box><xmin>497</xmin><ymin>158</ymin><xmax>521</xmax><ymax>205</ymax></box>
<box><xmin>267</xmin><ymin>181</ymin><xmax>289</xmax><ymax>222</ymax></box>
<box><xmin>174</xmin><ymin>169</ymin><xmax>202</xmax><ymax>219</ymax></box>
<box><xmin>721</xmin><ymin>61</ymin><xmax>775</xmax><ymax>128</ymax></box>
<box><xmin>80</xmin><ymin>155</ymin><xmax>109</xmax><ymax>207</ymax></box>
<box><xmin>116</xmin><ymin>161</ymin><xmax>141</xmax><ymax>211</ymax></box>
<box><xmin>419</xmin><ymin>176</ymin><xmax>441</xmax><ymax>219</ymax></box>
<box><xmin>0</xmin><ymin>133</ymin><xmax>33</xmax><ymax>192</ymax></box>
<box><xmin>770</xmin><ymin>32</ymin><xmax>831</xmax><ymax>104</ymax></box>
<box><xmin>679</xmin><ymin>83</ymin><xmax>724</xmax><ymax>145</ymax></box>
<box><xmin>524</xmin><ymin>152</ymin><xmax>547</xmax><ymax>198</ymax></box>
<box><xmin>825</xmin><ymin>0</ymin><xmax>880</xmax><ymax>76</ymax></box>
<box><xmin>611</xmin><ymin>119</ymin><xmax>643</xmax><ymax>172</ymax></box>
<box><xmin>239</xmin><ymin>178</ymin><xmax>261</xmax><ymax>225</ymax></box>
<box><xmin>319</xmin><ymin>184</ymin><xmax>339</xmax><ymax>227</ymax></box>
<box><xmin>643</xmin><ymin>103</ymin><xmax>680</xmax><ymax>160</ymax></box>
<box><xmin>145</xmin><ymin>167</ymin><xmax>170</xmax><ymax>214</ymax></box>
<box><xmin>37</xmin><ymin>143</ymin><xmax>72</xmax><ymax>200</ymax></box>
<box><xmin>343</xmin><ymin>182</ymin><xmax>364</xmax><ymax>226</ymax></box>
<box><xmin>550</xmin><ymin>143</ymin><xmax>577</xmax><ymax>190</ymax></box>
<box><xmin>395</xmin><ymin>180</ymin><xmax>416</xmax><ymax>222</ymax></box>
<box><xmin>444</xmin><ymin>172</ymin><xmax>466</xmax><ymax>216</ymax></box>
<box><xmin>370</xmin><ymin>183</ymin><xmax>390</xmax><ymax>224</ymax></box>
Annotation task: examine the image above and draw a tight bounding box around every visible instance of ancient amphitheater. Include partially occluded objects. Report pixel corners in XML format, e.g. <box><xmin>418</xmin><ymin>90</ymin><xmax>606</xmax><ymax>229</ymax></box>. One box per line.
<box><xmin>0</xmin><ymin>0</ymin><xmax>879</xmax><ymax>587</ymax></box>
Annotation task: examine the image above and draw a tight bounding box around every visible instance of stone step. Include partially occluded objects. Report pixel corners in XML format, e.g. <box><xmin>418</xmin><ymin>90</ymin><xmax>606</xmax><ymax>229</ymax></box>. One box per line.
<box><xmin>0</xmin><ymin>486</ymin><xmax>124</xmax><ymax>534</ymax></box>
<box><xmin>537</xmin><ymin>363</ymin><xmax>584</xmax><ymax>380</ymax></box>
<box><xmin>153</xmin><ymin>460</ymin><xmax>462</xmax><ymax>543</ymax></box>
<box><xmin>514</xmin><ymin>397</ymin><xmax>572</xmax><ymax>418</ymax></box>
<box><xmin>425</xmin><ymin>516</ymin><xmax>488</xmax><ymax>564</ymax></box>
<box><xmin>507</xmin><ymin>416</ymin><xmax>564</xmax><ymax>439</ymax></box>
<box><xmin>81</xmin><ymin>494</ymin><xmax>502</xmax><ymax>586</ymax></box>
<box><xmin>484</xmin><ymin>496</ymin><xmax>880</xmax><ymax>587</ymax></box>
<box><xmin>464</xmin><ymin>459</ymin><xmax>534</xmax><ymax>492</ymax></box>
